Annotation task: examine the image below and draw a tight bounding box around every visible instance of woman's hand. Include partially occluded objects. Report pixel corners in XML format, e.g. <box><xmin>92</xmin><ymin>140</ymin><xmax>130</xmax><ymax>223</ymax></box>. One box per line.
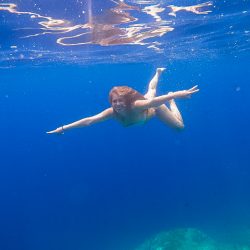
<box><xmin>174</xmin><ymin>85</ymin><xmax>199</xmax><ymax>99</ymax></box>
<box><xmin>46</xmin><ymin>126</ymin><xmax>64</xmax><ymax>134</ymax></box>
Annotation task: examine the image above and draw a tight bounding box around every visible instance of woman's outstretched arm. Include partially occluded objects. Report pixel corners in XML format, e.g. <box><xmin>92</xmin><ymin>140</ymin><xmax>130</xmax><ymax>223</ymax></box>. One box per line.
<box><xmin>47</xmin><ymin>108</ymin><xmax>114</xmax><ymax>134</ymax></box>
<box><xmin>133</xmin><ymin>85</ymin><xmax>199</xmax><ymax>110</ymax></box>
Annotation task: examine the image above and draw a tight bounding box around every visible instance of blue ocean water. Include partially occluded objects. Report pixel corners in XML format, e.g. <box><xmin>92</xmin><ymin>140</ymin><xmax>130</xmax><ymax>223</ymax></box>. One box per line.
<box><xmin>1</xmin><ymin>1</ymin><xmax>250</xmax><ymax>250</ymax></box>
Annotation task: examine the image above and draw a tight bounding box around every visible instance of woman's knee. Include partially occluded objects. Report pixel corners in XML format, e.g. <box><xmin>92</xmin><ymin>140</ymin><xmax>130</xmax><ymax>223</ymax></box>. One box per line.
<box><xmin>174</xmin><ymin>121</ymin><xmax>185</xmax><ymax>130</ymax></box>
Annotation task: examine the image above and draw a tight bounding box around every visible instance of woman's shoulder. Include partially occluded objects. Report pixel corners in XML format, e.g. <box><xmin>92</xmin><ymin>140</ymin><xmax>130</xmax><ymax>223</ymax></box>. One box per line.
<box><xmin>98</xmin><ymin>107</ymin><xmax>114</xmax><ymax>119</ymax></box>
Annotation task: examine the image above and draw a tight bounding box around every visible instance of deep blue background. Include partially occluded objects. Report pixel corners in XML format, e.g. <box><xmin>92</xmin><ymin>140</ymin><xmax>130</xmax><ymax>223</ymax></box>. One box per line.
<box><xmin>1</xmin><ymin>55</ymin><xmax>250</xmax><ymax>250</ymax></box>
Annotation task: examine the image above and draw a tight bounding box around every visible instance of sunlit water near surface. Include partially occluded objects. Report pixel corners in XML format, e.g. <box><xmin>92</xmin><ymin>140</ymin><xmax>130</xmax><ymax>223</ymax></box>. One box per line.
<box><xmin>0</xmin><ymin>0</ymin><xmax>249</xmax><ymax>65</ymax></box>
<box><xmin>1</xmin><ymin>1</ymin><xmax>250</xmax><ymax>250</ymax></box>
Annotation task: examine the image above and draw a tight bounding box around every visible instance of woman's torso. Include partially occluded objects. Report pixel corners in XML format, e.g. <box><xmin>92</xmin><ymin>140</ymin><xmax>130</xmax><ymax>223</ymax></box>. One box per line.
<box><xmin>114</xmin><ymin>108</ymin><xmax>155</xmax><ymax>127</ymax></box>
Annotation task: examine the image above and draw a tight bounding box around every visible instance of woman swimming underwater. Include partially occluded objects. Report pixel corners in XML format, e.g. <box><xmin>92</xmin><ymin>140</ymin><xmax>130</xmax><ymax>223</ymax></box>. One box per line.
<box><xmin>47</xmin><ymin>68</ymin><xmax>199</xmax><ymax>134</ymax></box>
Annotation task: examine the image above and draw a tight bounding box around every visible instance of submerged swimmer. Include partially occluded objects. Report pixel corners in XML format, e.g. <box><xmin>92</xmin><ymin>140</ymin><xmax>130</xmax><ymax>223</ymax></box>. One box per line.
<box><xmin>47</xmin><ymin>68</ymin><xmax>199</xmax><ymax>134</ymax></box>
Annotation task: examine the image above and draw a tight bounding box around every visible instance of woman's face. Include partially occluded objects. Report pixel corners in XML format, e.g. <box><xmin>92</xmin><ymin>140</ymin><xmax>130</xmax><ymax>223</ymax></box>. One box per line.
<box><xmin>111</xmin><ymin>94</ymin><xmax>127</xmax><ymax>113</ymax></box>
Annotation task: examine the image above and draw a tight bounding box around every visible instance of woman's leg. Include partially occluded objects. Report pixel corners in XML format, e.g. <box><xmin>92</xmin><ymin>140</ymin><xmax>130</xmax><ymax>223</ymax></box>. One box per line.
<box><xmin>145</xmin><ymin>68</ymin><xmax>184</xmax><ymax>129</ymax></box>
<box><xmin>144</xmin><ymin>67</ymin><xmax>165</xmax><ymax>100</ymax></box>
<box><xmin>168</xmin><ymin>93</ymin><xmax>183</xmax><ymax>123</ymax></box>
<box><xmin>155</xmin><ymin>99</ymin><xmax>184</xmax><ymax>129</ymax></box>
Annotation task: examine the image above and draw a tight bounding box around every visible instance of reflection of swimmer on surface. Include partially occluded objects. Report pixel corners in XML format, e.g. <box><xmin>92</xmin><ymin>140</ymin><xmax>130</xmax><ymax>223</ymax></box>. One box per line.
<box><xmin>47</xmin><ymin>68</ymin><xmax>199</xmax><ymax>134</ymax></box>
<box><xmin>58</xmin><ymin>1</ymin><xmax>173</xmax><ymax>47</ymax></box>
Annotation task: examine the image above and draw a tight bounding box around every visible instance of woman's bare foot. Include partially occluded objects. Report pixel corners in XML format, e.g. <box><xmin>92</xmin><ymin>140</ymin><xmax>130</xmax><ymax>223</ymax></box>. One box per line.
<box><xmin>157</xmin><ymin>67</ymin><xmax>166</xmax><ymax>74</ymax></box>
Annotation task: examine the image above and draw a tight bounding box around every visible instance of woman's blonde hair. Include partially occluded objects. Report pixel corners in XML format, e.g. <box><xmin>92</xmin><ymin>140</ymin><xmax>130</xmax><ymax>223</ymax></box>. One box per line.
<box><xmin>109</xmin><ymin>86</ymin><xmax>145</xmax><ymax>110</ymax></box>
